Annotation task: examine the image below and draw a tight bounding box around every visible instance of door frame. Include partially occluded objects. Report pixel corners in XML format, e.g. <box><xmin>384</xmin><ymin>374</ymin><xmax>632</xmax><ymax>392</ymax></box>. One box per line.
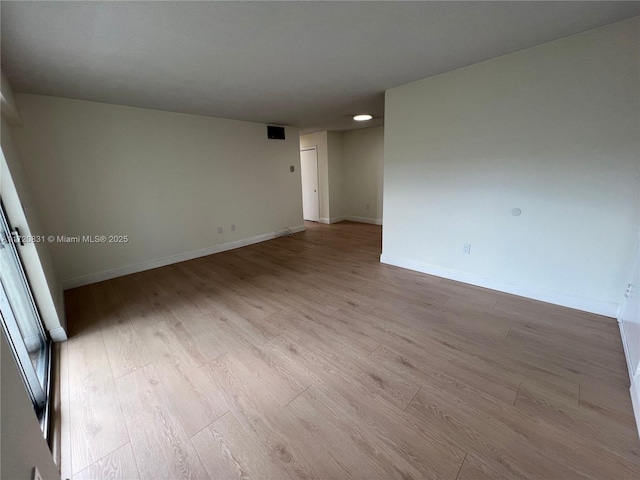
<box><xmin>300</xmin><ymin>146</ymin><xmax>320</xmax><ymax>222</ymax></box>
<box><xmin>0</xmin><ymin>199</ymin><xmax>51</xmax><ymax>430</ymax></box>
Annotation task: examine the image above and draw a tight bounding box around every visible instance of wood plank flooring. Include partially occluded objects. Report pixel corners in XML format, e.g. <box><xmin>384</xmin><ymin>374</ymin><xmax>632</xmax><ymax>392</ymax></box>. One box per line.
<box><xmin>59</xmin><ymin>221</ymin><xmax>639</xmax><ymax>479</ymax></box>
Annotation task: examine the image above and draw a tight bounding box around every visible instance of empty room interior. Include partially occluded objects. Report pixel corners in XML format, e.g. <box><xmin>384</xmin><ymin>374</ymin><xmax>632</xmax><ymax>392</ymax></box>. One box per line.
<box><xmin>1</xmin><ymin>1</ymin><xmax>640</xmax><ymax>479</ymax></box>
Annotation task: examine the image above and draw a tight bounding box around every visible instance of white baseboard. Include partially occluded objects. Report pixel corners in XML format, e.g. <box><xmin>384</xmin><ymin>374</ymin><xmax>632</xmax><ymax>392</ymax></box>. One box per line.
<box><xmin>318</xmin><ymin>216</ymin><xmax>381</xmax><ymax>225</ymax></box>
<box><xmin>288</xmin><ymin>226</ymin><xmax>306</xmax><ymax>235</ymax></box>
<box><xmin>62</xmin><ymin>225</ymin><xmax>305</xmax><ymax>290</ymax></box>
<box><xmin>344</xmin><ymin>216</ymin><xmax>383</xmax><ymax>225</ymax></box>
<box><xmin>380</xmin><ymin>253</ymin><xmax>620</xmax><ymax>318</ymax></box>
<box><xmin>319</xmin><ymin>216</ymin><xmax>346</xmax><ymax>224</ymax></box>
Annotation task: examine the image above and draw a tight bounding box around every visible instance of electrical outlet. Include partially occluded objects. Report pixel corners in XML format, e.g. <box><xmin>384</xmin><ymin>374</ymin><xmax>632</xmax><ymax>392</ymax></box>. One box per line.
<box><xmin>231</xmin><ymin>224</ymin><xmax>236</xmax><ymax>232</ymax></box>
<box><xmin>366</xmin><ymin>203</ymin><xmax>370</xmax><ymax>210</ymax></box>
<box><xmin>290</xmin><ymin>165</ymin><xmax>295</xmax><ymax>172</ymax></box>
<box><xmin>463</xmin><ymin>243</ymin><xmax>471</xmax><ymax>254</ymax></box>
<box><xmin>624</xmin><ymin>283</ymin><xmax>633</xmax><ymax>298</ymax></box>
<box><xmin>217</xmin><ymin>227</ymin><xmax>223</xmax><ymax>234</ymax></box>
<box><xmin>32</xmin><ymin>467</ymin><xmax>43</xmax><ymax>480</ymax></box>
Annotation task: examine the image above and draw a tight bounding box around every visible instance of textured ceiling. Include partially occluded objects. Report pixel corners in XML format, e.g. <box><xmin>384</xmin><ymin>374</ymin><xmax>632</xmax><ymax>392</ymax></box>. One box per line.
<box><xmin>2</xmin><ymin>1</ymin><xmax>639</xmax><ymax>133</ymax></box>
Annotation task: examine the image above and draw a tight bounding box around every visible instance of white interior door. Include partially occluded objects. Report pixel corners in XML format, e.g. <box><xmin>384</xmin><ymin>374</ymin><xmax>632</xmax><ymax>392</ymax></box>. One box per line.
<box><xmin>300</xmin><ymin>147</ymin><xmax>320</xmax><ymax>221</ymax></box>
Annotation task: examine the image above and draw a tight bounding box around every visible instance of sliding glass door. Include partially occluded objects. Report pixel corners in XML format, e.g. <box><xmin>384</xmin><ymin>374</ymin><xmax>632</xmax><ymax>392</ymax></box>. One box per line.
<box><xmin>0</xmin><ymin>200</ymin><xmax>50</xmax><ymax>427</ymax></box>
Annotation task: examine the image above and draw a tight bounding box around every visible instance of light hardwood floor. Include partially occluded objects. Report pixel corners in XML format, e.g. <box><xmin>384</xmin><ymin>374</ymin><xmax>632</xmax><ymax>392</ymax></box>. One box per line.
<box><xmin>60</xmin><ymin>221</ymin><xmax>640</xmax><ymax>479</ymax></box>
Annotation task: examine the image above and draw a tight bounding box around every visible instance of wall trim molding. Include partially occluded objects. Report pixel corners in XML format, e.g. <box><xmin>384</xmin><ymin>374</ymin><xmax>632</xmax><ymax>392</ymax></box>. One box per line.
<box><xmin>319</xmin><ymin>216</ymin><xmax>346</xmax><ymax>224</ymax></box>
<box><xmin>318</xmin><ymin>216</ymin><xmax>382</xmax><ymax>225</ymax></box>
<box><xmin>62</xmin><ymin>225</ymin><xmax>305</xmax><ymax>290</ymax></box>
<box><xmin>380</xmin><ymin>253</ymin><xmax>619</xmax><ymax>318</ymax></box>
<box><xmin>344</xmin><ymin>216</ymin><xmax>383</xmax><ymax>225</ymax></box>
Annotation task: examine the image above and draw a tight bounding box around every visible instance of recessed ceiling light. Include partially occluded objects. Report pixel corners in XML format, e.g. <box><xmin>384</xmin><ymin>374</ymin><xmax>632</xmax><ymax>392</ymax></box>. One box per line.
<box><xmin>353</xmin><ymin>114</ymin><xmax>373</xmax><ymax>122</ymax></box>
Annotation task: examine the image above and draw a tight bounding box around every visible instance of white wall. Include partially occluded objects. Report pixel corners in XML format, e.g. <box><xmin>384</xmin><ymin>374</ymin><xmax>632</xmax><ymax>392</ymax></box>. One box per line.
<box><xmin>1</xmin><ymin>74</ymin><xmax>66</xmax><ymax>340</ymax></box>
<box><xmin>1</xmin><ymin>71</ymin><xmax>21</xmax><ymax>126</ymax></box>
<box><xmin>300</xmin><ymin>131</ymin><xmax>331</xmax><ymax>221</ymax></box>
<box><xmin>13</xmin><ymin>94</ymin><xmax>304</xmax><ymax>288</ymax></box>
<box><xmin>382</xmin><ymin>17</ymin><xmax>639</xmax><ymax>317</ymax></box>
<box><xmin>1</xmin><ymin>329</ymin><xmax>60</xmax><ymax>480</ymax></box>
<box><xmin>342</xmin><ymin>126</ymin><xmax>384</xmax><ymax>224</ymax></box>
<box><xmin>327</xmin><ymin>131</ymin><xmax>345</xmax><ymax>222</ymax></box>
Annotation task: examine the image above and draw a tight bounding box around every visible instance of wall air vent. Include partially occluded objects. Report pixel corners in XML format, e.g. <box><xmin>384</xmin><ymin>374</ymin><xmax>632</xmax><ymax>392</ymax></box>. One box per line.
<box><xmin>267</xmin><ymin>126</ymin><xmax>285</xmax><ymax>140</ymax></box>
